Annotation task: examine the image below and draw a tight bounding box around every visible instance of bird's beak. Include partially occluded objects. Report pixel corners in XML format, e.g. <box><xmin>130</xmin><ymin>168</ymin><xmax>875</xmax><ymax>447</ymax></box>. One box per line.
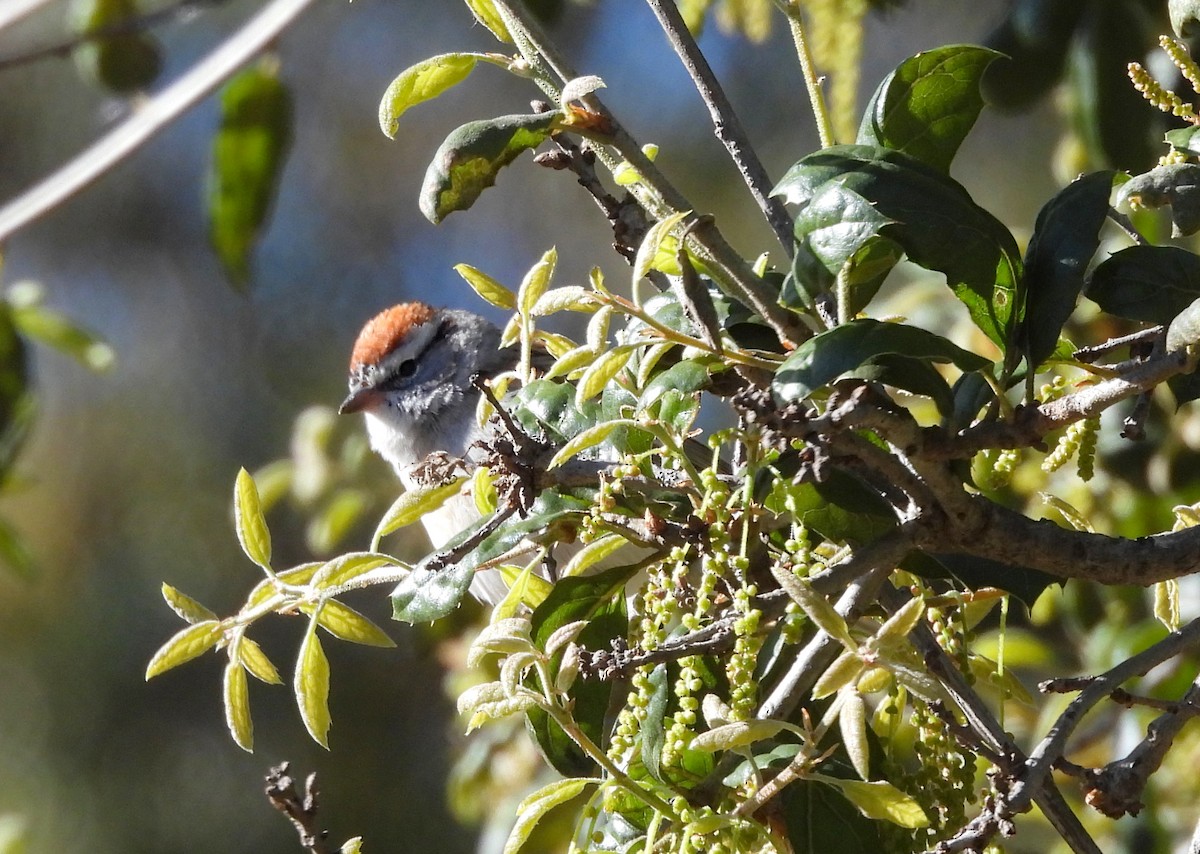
<box><xmin>338</xmin><ymin>386</ymin><xmax>381</xmax><ymax>415</ymax></box>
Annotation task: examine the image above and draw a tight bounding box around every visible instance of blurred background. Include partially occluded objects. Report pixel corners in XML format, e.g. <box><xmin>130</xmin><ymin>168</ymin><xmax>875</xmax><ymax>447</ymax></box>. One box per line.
<box><xmin>0</xmin><ymin>0</ymin><xmax>1173</xmax><ymax>851</ymax></box>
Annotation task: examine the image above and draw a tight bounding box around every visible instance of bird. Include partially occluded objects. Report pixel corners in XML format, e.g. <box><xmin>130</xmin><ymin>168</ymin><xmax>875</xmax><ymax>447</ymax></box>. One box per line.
<box><xmin>338</xmin><ymin>302</ymin><xmax>521</xmax><ymax>603</ymax></box>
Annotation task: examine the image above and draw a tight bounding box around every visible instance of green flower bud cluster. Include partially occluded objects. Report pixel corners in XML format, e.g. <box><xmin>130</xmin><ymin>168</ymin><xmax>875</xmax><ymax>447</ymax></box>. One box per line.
<box><xmin>908</xmin><ymin>701</ymin><xmax>978</xmax><ymax>849</ymax></box>
<box><xmin>727</xmin><ymin>582</ymin><xmax>763</xmax><ymax>721</ymax></box>
<box><xmin>1042</xmin><ymin>417</ymin><xmax>1099</xmax><ymax>478</ymax></box>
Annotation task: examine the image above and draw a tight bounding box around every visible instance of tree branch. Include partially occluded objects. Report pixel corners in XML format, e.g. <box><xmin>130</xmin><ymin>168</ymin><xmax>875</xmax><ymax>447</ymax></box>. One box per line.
<box><xmin>0</xmin><ymin>0</ymin><xmax>318</xmax><ymax>246</ymax></box>
<box><xmin>642</xmin><ymin>0</ymin><xmax>795</xmax><ymax>258</ymax></box>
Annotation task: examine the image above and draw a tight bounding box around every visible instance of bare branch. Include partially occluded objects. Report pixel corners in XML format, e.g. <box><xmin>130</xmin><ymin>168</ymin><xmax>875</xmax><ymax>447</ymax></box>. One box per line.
<box><xmin>0</xmin><ymin>0</ymin><xmax>319</xmax><ymax>245</ymax></box>
<box><xmin>264</xmin><ymin>763</ymin><xmax>332</xmax><ymax>854</ymax></box>
<box><xmin>643</xmin><ymin>0</ymin><xmax>796</xmax><ymax>258</ymax></box>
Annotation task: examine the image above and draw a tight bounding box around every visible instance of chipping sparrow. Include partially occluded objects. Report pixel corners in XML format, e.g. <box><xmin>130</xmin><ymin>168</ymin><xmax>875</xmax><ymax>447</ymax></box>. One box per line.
<box><xmin>338</xmin><ymin>302</ymin><xmax>518</xmax><ymax>603</ymax></box>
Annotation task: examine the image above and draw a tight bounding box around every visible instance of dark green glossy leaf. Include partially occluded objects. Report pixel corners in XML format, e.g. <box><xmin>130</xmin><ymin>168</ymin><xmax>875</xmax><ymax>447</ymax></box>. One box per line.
<box><xmin>772</xmin><ymin>318</ymin><xmax>989</xmax><ymax>405</ymax></box>
<box><xmin>1118</xmin><ymin>164</ymin><xmax>1200</xmax><ymax>238</ymax></box>
<box><xmin>774</xmin><ymin>145</ymin><xmax>1022</xmax><ymax>345</ymax></box>
<box><xmin>526</xmin><ymin>564</ymin><xmax>637</xmax><ymax>776</ymax></box>
<box><xmin>794</xmin><ymin>183</ymin><xmax>894</xmax><ymax>275</ymax></box>
<box><xmin>1086</xmin><ymin>245</ymin><xmax>1200</xmax><ymax>324</ymax></box>
<box><xmin>854</xmin><ymin>353</ymin><xmax>956</xmax><ymax>417</ymax></box>
<box><xmin>780</xmin><ymin>472</ymin><xmax>897</xmax><ymax>547</ymax></box>
<box><xmin>858</xmin><ymin>45</ymin><xmax>1002</xmax><ymax>172</ymax></box>
<box><xmin>391</xmin><ymin>490</ymin><xmax>591</xmax><ymax>623</ymax></box>
<box><xmin>420</xmin><ymin>113</ymin><xmax>557</xmax><ymax>223</ymax></box>
<box><xmin>1020</xmin><ymin>171</ymin><xmax>1116</xmax><ymax>367</ymax></box>
<box><xmin>512</xmin><ymin>379</ymin><xmax>599</xmax><ymax>443</ymax></box>
<box><xmin>640</xmin><ymin>360</ymin><xmax>708</xmax><ymax>408</ymax></box>
<box><xmin>207</xmin><ymin>62</ymin><xmax>293</xmax><ymax>287</ymax></box>
<box><xmin>783</xmin><ymin>777</ymin><xmax>883</xmax><ymax>854</ymax></box>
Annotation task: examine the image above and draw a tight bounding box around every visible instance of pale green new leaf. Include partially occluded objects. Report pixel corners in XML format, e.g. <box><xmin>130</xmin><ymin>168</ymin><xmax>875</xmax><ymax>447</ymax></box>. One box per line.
<box><xmin>559</xmin><ymin>533</ymin><xmax>629</xmax><ymax>577</ymax></box>
<box><xmin>306</xmin><ymin>599</ymin><xmax>396</xmax><ymax>648</ymax></box>
<box><xmin>456</xmin><ymin>263</ymin><xmax>516</xmax><ymax>309</ymax></box>
<box><xmin>463</xmin><ymin>0</ymin><xmax>511</xmax><ymax>42</ymax></box>
<box><xmin>234</xmin><ymin>468</ymin><xmax>272</xmax><ymax>570</ymax></box>
<box><xmin>372</xmin><ymin>478</ymin><xmax>467</xmax><ymax>548</ymax></box>
<box><xmin>224</xmin><ymin>660</ymin><xmax>254</xmax><ymax>752</ymax></box>
<box><xmin>339</xmin><ymin>838</ymin><xmax>363</xmax><ymax>854</ymax></box>
<box><xmin>493</xmin><ymin>564</ymin><xmax>551</xmax><ymax>618</ymax></box>
<box><xmin>468</xmin><ymin>616</ymin><xmax>535</xmax><ymax>667</ymax></box>
<box><xmin>547</xmin><ymin>419</ymin><xmax>634</xmax><ymax>468</ymax></box>
<box><xmin>559</xmin><ymin>75</ymin><xmax>605</xmax><ymax>110</ymax></box>
<box><xmin>466</xmin><ymin>694</ymin><xmax>538</xmax><ymax>732</ymax></box>
<box><xmin>504</xmin><ymin>778</ymin><xmax>596</xmax><ymax>854</ymax></box>
<box><xmin>544</xmin><ymin>344</ymin><xmax>599</xmax><ymax>380</ymax></box>
<box><xmin>632</xmin><ymin>210</ymin><xmax>689</xmax><ymax>284</ymax></box>
<box><xmin>873</xmin><ymin>594</ymin><xmax>925</xmax><ymax>647</ymax></box>
<box><xmin>810</xmin><ymin>775</ymin><xmax>929</xmax><ymax>828</ymax></box>
<box><xmin>531</xmin><ymin>286</ymin><xmax>595</xmax><ymax>316</ymax></box>
<box><xmin>543</xmin><ymin>619</ymin><xmax>589</xmax><ymax>658</ymax></box>
<box><xmin>379</xmin><ymin>54</ymin><xmax>479</xmax><ymax>139</ymax></box>
<box><xmin>161</xmin><ymin>582</ymin><xmax>216</xmax><ymax>624</ymax></box>
<box><xmin>690</xmin><ymin>719</ymin><xmax>803</xmax><ymax>752</ymax></box>
<box><xmin>312</xmin><ymin>551</ymin><xmax>404</xmax><ymax>590</ymax></box>
<box><xmin>770</xmin><ymin>564</ymin><xmax>856</xmax><ymax>649</ymax></box>
<box><xmin>811</xmin><ymin>649</ymin><xmax>864</xmax><ymax>699</ymax></box>
<box><xmin>839</xmin><ymin>689</ymin><xmax>870</xmax><ymax>779</ymax></box>
<box><xmin>239</xmin><ymin>636</ymin><xmax>283</xmax><ymax>684</ymax></box>
<box><xmin>575</xmin><ymin>345</ymin><xmax>634</xmax><ymax>405</ymax></box>
<box><xmin>146</xmin><ymin>620</ymin><xmax>223</xmax><ymax>679</ymax></box>
<box><xmin>518</xmin><ymin>248</ymin><xmax>558</xmax><ymax>317</ymax></box>
<box><xmin>295</xmin><ymin>623</ymin><xmax>332</xmax><ymax>748</ymax></box>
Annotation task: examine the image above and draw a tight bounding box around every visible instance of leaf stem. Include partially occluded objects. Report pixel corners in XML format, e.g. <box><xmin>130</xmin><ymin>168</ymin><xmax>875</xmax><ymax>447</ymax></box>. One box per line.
<box><xmin>774</xmin><ymin>1</ymin><xmax>836</xmax><ymax>148</ymax></box>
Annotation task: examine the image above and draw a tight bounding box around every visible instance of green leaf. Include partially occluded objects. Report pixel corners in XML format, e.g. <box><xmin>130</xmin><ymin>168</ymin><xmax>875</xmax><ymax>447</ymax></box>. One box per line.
<box><xmin>1118</xmin><ymin>163</ymin><xmax>1200</xmax><ymax>237</ymax></box>
<box><xmin>234</xmin><ymin>468</ymin><xmax>272</xmax><ymax>570</ymax></box>
<box><xmin>9</xmin><ymin>301</ymin><xmax>113</xmax><ymax>371</ymax></box>
<box><xmin>575</xmin><ymin>345</ymin><xmax>634</xmax><ymax>405</ymax></box>
<box><xmin>793</xmin><ymin>182</ymin><xmax>894</xmax><ymax>278</ymax></box>
<box><xmin>808</xmin><ymin>775</ymin><xmax>929</xmax><ymax>828</ymax></box>
<box><xmin>463</xmin><ymin>0</ymin><xmax>512</xmax><ymax>42</ymax></box>
<box><xmin>633</xmin><ymin>210</ymin><xmax>690</xmax><ymax>283</ymax></box>
<box><xmin>223</xmin><ymin>660</ymin><xmax>254</xmax><ymax>752</ymax></box>
<box><xmin>526</xmin><ymin>564</ymin><xmax>637</xmax><ymax>776</ymax></box>
<box><xmin>518</xmin><ymin>248</ymin><xmax>558</xmax><ymax>318</ymax></box>
<box><xmin>455</xmin><ymin>263</ymin><xmax>516</xmax><ymax>309</ymax></box>
<box><xmin>305</xmin><ymin>599</ymin><xmax>395</xmax><ymax>648</ymax></box>
<box><xmin>858</xmin><ymin>45</ymin><xmax>1002</xmax><ymax>172</ymax></box>
<box><xmin>312</xmin><ymin>551</ymin><xmax>403</xmax><ymax>590</ymax></box>
<box><xmin>783</xmin><ymin>776</ymin><xmax>884</xmax><ymax>853</ymax></box>
<box><xmin>72</xmin><ymin>0</ymin><xmax>162</xmax><ymax>92</ymax></box>
<box><xmin>1168</xmin><ymin>297</ymin><xmax>1200</xmax><ymax>353</ymax></box>
<box><xmin>145</xmin><ymin>620</ymin><xmax>223</xmax><ymax>679</ymax></box>
<box><xmin>547</xmin><ymin>419</ymin><xmax>634</xmax><ymax>468</ymax></box>
<box><xmin>839</xmin><ymin>691</ymin><xmax>870</xmax><ymax>779</ymax></box>
<box><xmin>392</xmin><ymin>491</ymin><xmax>591</xmax><ymax>623</ymax></box>
<box><xmin>379</xmin><ymin>54</ymin><xmax>479</xmax><ymax>139</ymax></box>
<box><xmin>239</xmin><ymin>637</ymin><xmax>283</xmax><ymax>685</ymax></box>
<box><xmin>207</xmin><ymin>61</ymin><xmax>293</xmax><ymax>286</ymax></box>
<box><xmin>772</xmin><ymin>318</ymin><xmax>988</xmax><ymax>405</ymax></box>
<box><xmin>420</xmin><ymin>113</ymin><xmax>557</xmax><ymax>223</ymax></box>
<box><xmin>161</xmin><ymin>583</ymin><xmax>217</xmax><ymax>624</ymax></box>
<box><xmin>774</xmin><ymin>145</ymin><xmax>1022</xmax><ymax>346</ymax></box>
<box><xmin>770</xmin><ymin>566</ymin><xmax>856</xmax><ymax>650</ymax></box>
<box><xmin>371</xmin><ymin>478</ymin><xmax>467</xmax><ymax>548</ymax></box>
<box><xmin>775</xmin><ymin>473</ymin><xmax>897</xmax><ymax>547</ymax></box>
<box><xmin>1086</xmin><ymin>245</ymin><xmax>1200</xmax><ymax>324</ymax></box>
<box><xmin>690</xmin><ymin>719</ymin><xmax>802</xmax><ymax>752</ymax></box>
<box><xmin>295</xmin><ymin>623</ymin><xmax>332</xmax><ymax>748</ymax></box>
<box><xmin>504</xmin><ymin>778</ymin><xmax>596</xmax><ymax>854</ymax></box>
<box><xmin>1020</xmin><ymin>171</ymin><xmax>1116</xmax><ymax>367</ymax></box>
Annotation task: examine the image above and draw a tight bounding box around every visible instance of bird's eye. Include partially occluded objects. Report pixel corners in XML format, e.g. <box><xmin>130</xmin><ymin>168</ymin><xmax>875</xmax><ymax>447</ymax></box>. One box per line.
<box><xmin>396</xmin><ymin>359</ymin><xmax>417</xmax><ymax>379</ymax></box>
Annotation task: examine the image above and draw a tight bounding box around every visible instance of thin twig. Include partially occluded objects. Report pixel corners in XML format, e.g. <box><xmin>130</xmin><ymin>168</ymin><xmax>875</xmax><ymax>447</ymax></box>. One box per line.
<box><xmin>0</xmin><ymin>0</ymin><xmax>319</xmax><ymax>246</ymax></box>
<box><xmin>264</xmin><ymin>763</ymin><xmax>332</xmax><ymax>854</ymax></box>
<box><xmin>643</xmin><ymin>0</ymin><xmax>795</xmax><ymax>258</ymax></box>
<box><xmin>0</xmin><ymin>0</ymin><xmax>225</xmax><ymax>71</ymax></box>
<box><xmin>489</xmin><ymin>0</ymin><xmax>810</xmax><ymax>349</ymax></box>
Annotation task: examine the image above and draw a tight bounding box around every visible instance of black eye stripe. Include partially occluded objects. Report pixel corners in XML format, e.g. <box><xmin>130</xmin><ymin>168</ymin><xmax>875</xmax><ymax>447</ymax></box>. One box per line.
<box><xmin>381</xmin><ymin>318</ymin><xmax>451</xmax><ymax>388</ymax></box>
